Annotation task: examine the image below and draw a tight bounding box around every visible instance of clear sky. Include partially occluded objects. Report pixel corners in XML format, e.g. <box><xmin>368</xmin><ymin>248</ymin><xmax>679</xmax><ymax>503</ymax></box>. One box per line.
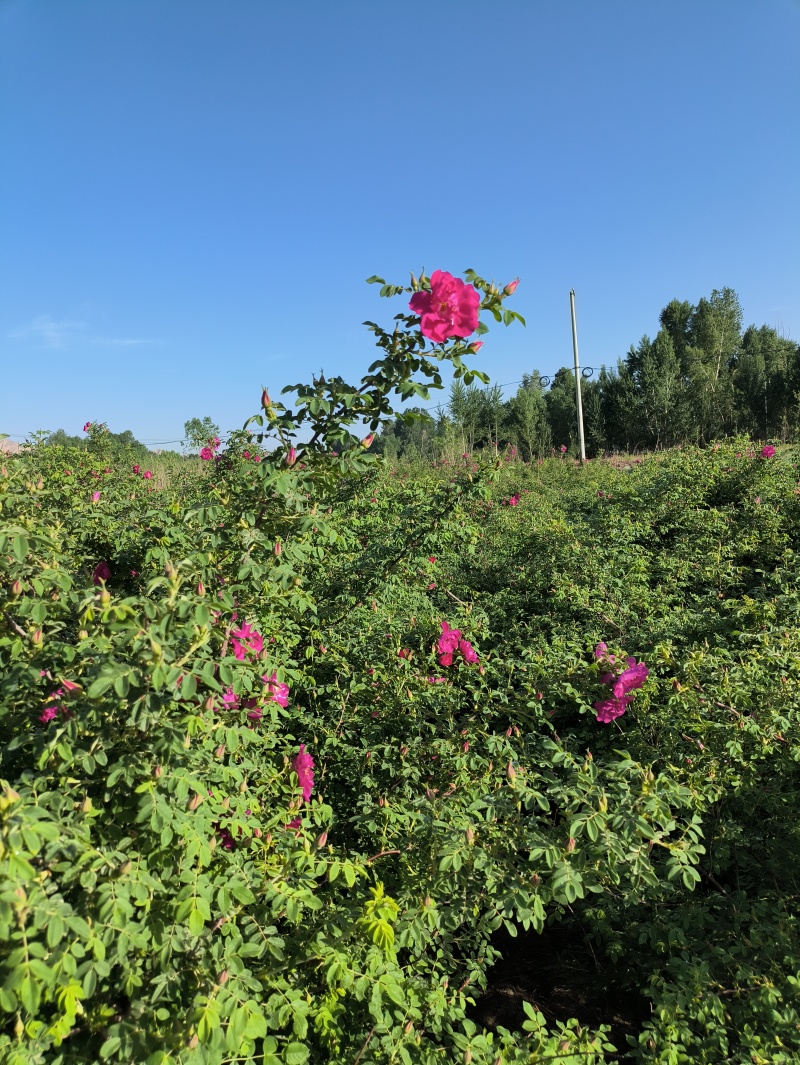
<box><xmin>2</xmin><ymin>0</ymin><xmax>799</xmax><ymax>447</ymax></box>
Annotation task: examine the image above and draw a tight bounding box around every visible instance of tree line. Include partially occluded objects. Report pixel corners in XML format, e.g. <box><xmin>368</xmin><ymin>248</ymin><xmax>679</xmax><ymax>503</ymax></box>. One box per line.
<box><xmin>377</xmin><ymin>287</ymin><xmax>800</xmax><ymax>459</ymax></box>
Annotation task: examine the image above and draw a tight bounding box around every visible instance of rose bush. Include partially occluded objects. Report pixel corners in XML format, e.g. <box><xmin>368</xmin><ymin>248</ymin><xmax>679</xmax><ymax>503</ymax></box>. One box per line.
<box><xmin>2</xmin><ymin>273</ymin><xmax>800</xmax><ymax>1064</ymax></box>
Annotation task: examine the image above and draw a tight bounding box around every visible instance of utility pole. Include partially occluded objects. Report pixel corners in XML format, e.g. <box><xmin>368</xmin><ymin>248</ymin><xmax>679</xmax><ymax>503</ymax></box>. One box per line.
<box><xmin>569</xmin><ymin>289</ymin><xmax>587</xmax><ymax>464</ymax></box>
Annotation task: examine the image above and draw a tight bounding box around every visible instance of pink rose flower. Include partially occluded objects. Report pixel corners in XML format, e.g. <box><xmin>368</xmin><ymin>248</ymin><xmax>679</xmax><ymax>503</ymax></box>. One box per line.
<box><xmin>143</xmin><ymin>471</ymin><xmax>153</xmax><ymax>480</ymax></box>
<box><xmin>200</xmin><ymin>447</ymin><xmax>214</xmax><ymax>461</ymax></box>
<box><xmin>132</xmin><ymin>464</ymin><xmax>140</xmax><ymax>474</ymax></box>
<box><xmin>408</xmin><ymin>270</ymin><xmax>480</xmax><ymax>343</ymax></box>
<box><xmin>594</xmin><ymin>695</ymin><xmax>632</xmax><ymax>724</ymax></box>
<box><xmin>293</xmin><ymin>744</ymin><xmax>315</xmax><ymax>803</ymax></box>
<box><xmin>437</xmin><ymin>621</ymin><xmax>461</xmax><ymax>665</ymax></box>
<box><xmin>231</xmin><ymin>621</ymin><xmax>264</xmax><ymax>660</ymax></box>
<box><xmin>458</xmin><ymin>638</ymin><xmax>479</xmax><ymax>664</ymax></box>
<box><xmin>92</xmin><ymin>491</ymin><xmax>100</xmax><ymax>502</ymax></box>
<box><xmin>611</xmin><ymin>658</ymin><xmax>649</xmax><ymax>699</ymax></box>
<box><xmin>263</xmin><ymin>672</ymin><xmax>289</xmax><ymax>708</ymax></box>
<box><xmin>760</xmin><ymin>444</ymin><xmax>776</xmax><ymax>458</ymax></box>
<box><xmin>83</xmin><ymin>422</ymin><xmax>92</xmax><ymax>432</ymax></box>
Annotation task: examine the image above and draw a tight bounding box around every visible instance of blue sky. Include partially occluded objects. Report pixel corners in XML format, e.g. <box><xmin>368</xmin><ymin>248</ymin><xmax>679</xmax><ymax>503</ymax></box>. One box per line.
<box><xmin>2</xmin><ymin>0</ymin><xmax>799</xmax><ymax>447</ymax></box>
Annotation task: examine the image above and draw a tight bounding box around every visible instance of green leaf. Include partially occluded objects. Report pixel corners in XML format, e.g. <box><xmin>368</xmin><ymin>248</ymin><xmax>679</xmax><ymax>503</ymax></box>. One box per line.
<box><xmin>100</xmin><ymin>1036</ymin><xmax>122</xmax><ymax>1059</ymax></box>
<box><xmin>188</xmin><ymin>906</ymin><xmax>205</xmax><ymax>936</ymax></box>
<box><xmin>19</xmin><ymin>973</ymin><xmax>41</xmax><ymax>1015</ymax></box>
<box><xmin>87</xmin><ymin>675</ymin><xmax>114</xmax><ymax>699</ymax></box>
<box><xmin>12</xmin><ymin>534</ymin><xmax>29</xmax><ymax>562</ymax></box>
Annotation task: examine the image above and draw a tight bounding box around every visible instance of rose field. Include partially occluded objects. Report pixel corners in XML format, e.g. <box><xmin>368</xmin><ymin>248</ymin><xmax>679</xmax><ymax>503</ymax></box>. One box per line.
<box><xmin>2</xmin><ymin>272</ymin><xmax>800</xmax><ymax>1064</ymax></box>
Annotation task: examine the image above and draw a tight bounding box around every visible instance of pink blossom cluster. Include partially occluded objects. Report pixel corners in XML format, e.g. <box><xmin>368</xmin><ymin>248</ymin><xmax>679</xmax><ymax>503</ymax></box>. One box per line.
<box><xmin>593</xmin><ymin>642</ymin><xmax>649</xmax><ymax>723</ymax></box>
<box><xmin>38</xmin><ymin>679</ymin><xmax>80</xmax><ymax>725</ymax></box>
<box><xmin>200</xmin><ymin>436</ymin><xmax>221</xmax><ymax>462</ymax></box>
<box><xmin>222</xmin><ymin>671</ymin><xmax>289</xmax><ymax>720</ymax></box>
<box><xmin>231</xmin><ymin>621</ymin><xmax>263</xmax><ymax>660</ymax></box>
<box><xmin>504</xmin><ymin>493</ymin><xmax>521</xmax><ymax>507</ymax></box>
<box><xmin>437</xmin><ymin>621</ymin><xmax>479</xmax><ymax>667</ymax></box>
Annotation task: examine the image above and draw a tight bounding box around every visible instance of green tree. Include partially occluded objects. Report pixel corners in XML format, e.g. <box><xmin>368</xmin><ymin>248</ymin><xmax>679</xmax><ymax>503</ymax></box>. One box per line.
<box><xmin>481</xmin><ymin>383</ymin><xmax>506</xmax><ymax>454</ymax></box>
<box><xmin>626</xmin><ymin>330</ymin><xmax>685</xmax><ymax>448</ymax></box>
<box><xmin>376</xmin><ymin>407</ymin><xmax>437</xmax><ymax>460</ymax></box>
<box><xmin>448</xmin><ymin>380</ymin><xmax>483</xmax><ymax>454</ymax></box>
<box><xmin>183</xmin><ymin>416</ymin><xmax>220</xmax><ymax>452</ymax></box>
<box><xmin>508</xmin><ymin>373</ymin><xmax>550</xmax><ymax>459</ymax></box>
<box><xmin>735</xmin><ymin>325</ymin><xmax>800</xmax><ymax>440</ymax></box>
<box><xmin>544</xmin><ymin>368</ymin><xmax>578</xmax><ymax>452</ymax></box>
<box><xmin>682</xmin><ymin>288</ymin><xmax>742</xmax><ymax>440</ymax></box>
<box><xmin>597</xmin><ymin>362</ymin><xmax>639</xmax><ymax>452</ymax></box>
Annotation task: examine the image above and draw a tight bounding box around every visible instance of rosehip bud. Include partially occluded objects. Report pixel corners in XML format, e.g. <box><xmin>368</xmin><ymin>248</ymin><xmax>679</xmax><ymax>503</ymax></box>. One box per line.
<box><xmin>32</xmin><ymin>628</ymin><xmax>43</xmax><ymax>647</ymax></box>
<box><xmin>316</xmin><ymin>830</ymin><xmax>328</xmax><ymax>848</ymax></box>
<box><xmin>215</xmin><ymin>744</ymin><xmax>226</xmax><ymax>758</ymax></box>
<box><xmin>217</xmin><ymin>970</ymin><xmax>229</xmax><ymax>985</ymax></box>
<box><xmin>188</xmin><ymin>793</ymin><xmax>203</xmax><ymax>810</ymax></box>
<box><xmin>465</xmin><ymin>827</ymin><xmax>475</xmax><ymax>845</ymax></box>
<box><xmin>204</xmin><ymin>696</ymin><xmax>216</xmax><ymax>713</ymax></box>
<box><xmin>285</xmin><ymin>446</ymin><xmax>297</xmax><ymax>466</ymax></box>
<box><xmin>261</xmin><ymin>388</ymin><xmax>271</xmax><ymax>409</ymax></box>
<box><xmin>506</xmin><ymin>761</ymin><xmax>516</xmax><ymax>781</ymax></box>
<box><xmin>81</xmin><ymin>797</ymin><xmax>93</xmax><ymax>813</ymax></box>
<box><xmin>196</xmin><ymin>581</ymin><xmax>205</xmax><ymax>596</ymax></box>
<box><xmin>154</xmin><ymin>765</ymin><xmax>163</xmax><ymax>778</ymax></box>
<box><xmin>10</xmin><ymin>579</ymin><xmax>22</xmax><ymax>597</ymax></box>
<box><xmin>362</xmin><ymin>433</ymin><xmax>374</xmax><ymax>449</ymax></box>
<box><xmin>253</xmin><ymin>827</ymin><xmax>262</xmax><ymax>837</ymax></box>
<box><xmin>274</xmin><ymin>540</ymin><xmax>282</xmax><ymax>557</ymax></box>
<box><xmin>503</xmin><ymin>278</ymin><xmax>520</xmax><ymax>296</ymax></box>
<box><xmin>566</xmin><ymin>837</ymin><xmax>576</xmax><ymax>852</ymax></box>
